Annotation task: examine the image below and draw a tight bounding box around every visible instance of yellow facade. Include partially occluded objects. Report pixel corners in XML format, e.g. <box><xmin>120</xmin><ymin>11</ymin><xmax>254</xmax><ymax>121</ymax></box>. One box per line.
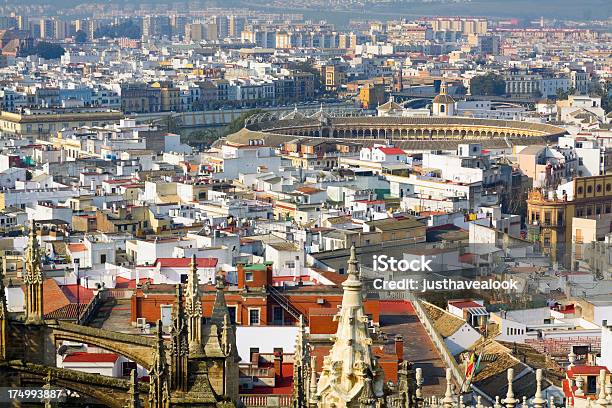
<box><xmin>527</xmin><ymin>175</ymin><xmax>612</xmax><ymax>264</ymax></box>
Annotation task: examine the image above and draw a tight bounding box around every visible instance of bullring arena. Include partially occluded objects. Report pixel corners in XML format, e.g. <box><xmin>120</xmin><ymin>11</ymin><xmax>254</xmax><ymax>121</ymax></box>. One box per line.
<box><xmin>223</xmin><ymin>111</ymin><xmax>567</xmax><ymax>150</ymax></box>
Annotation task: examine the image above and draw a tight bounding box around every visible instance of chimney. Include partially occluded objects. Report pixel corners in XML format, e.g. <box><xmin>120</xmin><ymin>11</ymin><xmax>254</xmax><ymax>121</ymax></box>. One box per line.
<box><xmin>395</xmin><ymin>335</ymin><xmax>404</xmax><ymax>362</ymax></box>
<box><xmin>250</xmin><ymin>348</ymin><xmax>259</xmax><ymax>367</ymax></box>
<box><xmin>274</xmin><ymin>347</ymin><xmax>284</xmax><ymax>379</ymax></box>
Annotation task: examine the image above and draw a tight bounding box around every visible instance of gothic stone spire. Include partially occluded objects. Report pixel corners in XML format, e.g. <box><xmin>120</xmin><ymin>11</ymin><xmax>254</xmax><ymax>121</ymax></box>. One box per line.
<box><xmin>24</xmin><ymin>220</ymin><xmax>44</xmax><ymax>324</ymax></box>
<box><xmin>170</xmin><ymin>284</ymin><xmax>188</xmax><ymax>392</ymax></box>
<box><xmin>314</xmin><ymin>245</ymin><xmax>385</xmax><ymax>407</ymax></box>
<box><xmin>185</xmin><ymin>254</ymin><xmax>204</xmax><ymax>356</ymax></box>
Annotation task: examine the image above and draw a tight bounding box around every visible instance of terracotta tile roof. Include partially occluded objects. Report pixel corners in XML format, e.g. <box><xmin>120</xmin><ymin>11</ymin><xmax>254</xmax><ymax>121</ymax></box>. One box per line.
<box><xmin>38</xmin><ymin>279</ymin><xmax>70</xmax><ymax>315</ymax></box>
<box><xmin>67</xmin><ymin>243</ymin><xmax>87</xmax><ymax>252</ymax></box>
<box><xmin>63</xmin><ymin>352</ymin><xmax>119</xmax><ymax>363</ymax></box>
<box><xmin>153</xmin><ymin>258</ymin><xmax>218</xmax><ymax>268</ymax></box>
<box><xmin>421</xmin><ymin>301</ymin><xmax>465</xmax><ymax>338</ymax></box>
<box><xmin>45</xmin><ymin>303</ymin><xmax>87</xmax><ymax>320</ymax></box>
<box><xmin>316</xmin><ymin>270</ymin><xmax>347</xmax><ymax>286</ymax></box>
<box><xmin>448</xmin><ymin>300</ymin><xmax>483</xmax><ymax>309</ymax></box>
<box><xmin>377</xmin><ymin>147</ymin><xmax>406</xmax><ymax>155</ymax></box>
<box><xmin>380</xmin><ymin>300</ymin><xmax>414</xmax><ymax>315</ymax></box>
<box><xmin>295</xmin><ymin>186</ymin><xmax>324</xmax><ymax>195</ymax></box>
<box><xmin>567</xmin><ymin>366</ymin><xmax>610</xmax><ymax>376</ymax></box>
<box><xmin>61</xmin><ymin>285</ymin><xmax>94</xmax><ymax>304</ymax></box>
<box><xmin>116</xmin><ymin>276</ymin><xmax>148</xmax><ymax>289</ymax></box>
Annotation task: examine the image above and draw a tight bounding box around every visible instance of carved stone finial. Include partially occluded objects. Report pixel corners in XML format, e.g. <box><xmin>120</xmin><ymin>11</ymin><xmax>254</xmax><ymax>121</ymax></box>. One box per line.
<box><xmin>309</xmin><ymin>354</ymin><xmax>318</xmax><ymax>403</ymax></box>
<box><xmin>575</xmin><ymin>376</ymin><xmax>585</xmax><ymax>397</ymax></box>
<box><xmin>185</xmin><ymin>255</ymin><xmax>203</xmax><ymax>355</ymax></box>
<box><xmin>568</xmin><ymin>350</ymin><xmax>576</xmax><ymax>367</ymax></box>
<box><xmin>347</xmin><ymin>244</ymin><xmax>358</xmax><ymax>277</ymax></box>
<box><xmin>605</xmin><ymin>380</ymin><xmax>612</xmax><ymax>402</ymax></box>
<box><xmin>126</xmin><ymin>369</ymin><xmax>141</xmax><ymax>408</ymax></box>
<box><xmin>221</xmin><ymin>313</ymin><xmax>231</xmax><ymax>355</ymax></box>
<box><xmin>24</xmin><ymin>220</ymin><xmax>44</xmax><ymax>324</ymax></box>
<box><xmin>443</xmin><ymin>368</ymin><xmax>454</xmax><ymax>408</ymax></box>
<box><xmin>596</xmin><ymin>369</ymin><xmax>608</xmax><ymax>406</ymax></box>
<box><xmin>504</xmin><ymin>368</ymin><xmax>518</xmax><ymax>408</ymax></box>
<box><xmin>358</xmin><ymin>375</ymin><xmax>376</xmax><ymax>408</ymax></box>
<box><xmin>415</xmin><ymin>367</ymin><xmax>423</xmax><ymax>400</ymax></box>
<box><xmin>533</xmin><ymin>369</ymin><xmax>546</xmax><ymax>408</ymax></box>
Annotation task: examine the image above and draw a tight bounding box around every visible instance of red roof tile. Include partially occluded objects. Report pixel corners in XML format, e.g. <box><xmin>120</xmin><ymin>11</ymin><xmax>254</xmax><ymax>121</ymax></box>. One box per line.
<box><xmin>68</xmin><ymin>243</ymin><xmax>87</xmax><ymax>252</ymax></box>
<box><xmin>45</xmin><ymin>303</ymin><xmax>87</xmax><ymax>320</ymax></box>
<box><xmin>63</xmin><ymin>352</ymin><xmax>119</xmax><ymax>363</ymax></box>
<box><xmin>154</xmin><ymin>258</ymin><xmax>218</xmax><ymax>268</ymax></box>
<box><xmin>380</xmin><ymin>300</ymin><xmax>414</xmax><ymax>314</ymax></box>
<box><xmin>38</xmin><ymin>279</ymin><xmax>70</xmax><ymax>315</ymax></box>
<box><xmin>377</xmin><ymin>147</ymin><xmax>406</xmax><ymax>155</ymax></box>
<box><xmin>448</xmin><ymin>300</ymin><xmax>483</xmax><ymax>309</ymax></box>
<box><xmin>61</xmin><ymin>285</ymin><xmax>94</xmax><ymax>304</ymax></box>
<box><xmin>567</xmin><ymin>366</ymin><xmax>609</xmax><ymax>376</ymax></box>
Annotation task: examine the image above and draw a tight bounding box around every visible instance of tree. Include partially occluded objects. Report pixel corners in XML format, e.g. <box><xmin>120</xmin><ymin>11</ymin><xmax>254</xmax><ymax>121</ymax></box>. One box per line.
<box><xmin>589</xmin><ymin>81</ymin><xmax>612</xmax><ymax>113</ymax></box>
<box><xmin>556</xmin><ymin>87</ymin><xmax>576</xmax><ymax>100</ymax></box>
<box><xmin>94</xmin><ymin>20</ymin><xmax>141</xmax><ymax>39</ymax></box>
<box><xmin>470</xmin><ymin>73</ymin><xmax>506</xmax><ymax>96</ymax></box>
<box><xmin>164</xmin><ymin>115</ymin><xmax>181</xmax><ymax>134</ymax></box>
<box><xmin>184</xmin><ymin>129</ymin><xmax>219</xmax><ymax>147</ymax></box>
<box><xmin>28</xmin><ymin>42</ymin><xmax>65</xmax><ymax>59</ymax></box>
<box><xmin>74</xmin><ymin>30</ymin><xmax>87</xmax><ymax>44</ymax></box>
<box><xmin>288</xmin><ymin>60</ymin><xmax>323</xmax><ymax>95</ymax></box>
<box><xmin>223</xmin><ymin>109</ymin><xmax>264</xmax><ymax>137</ymax></box>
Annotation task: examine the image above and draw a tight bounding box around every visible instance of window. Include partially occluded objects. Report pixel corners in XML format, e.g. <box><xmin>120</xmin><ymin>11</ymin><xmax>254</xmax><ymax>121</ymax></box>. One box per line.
<box><xmin>100</xmin><ymin>254</ymin><xmax>107</xmax><ymax>264</ymax></box>
<box><xmin>587</xmin><ymin>186</ymin><xmax>593</xmax><ymax>194</ymax></box>
<box><xmin>245</xmin><ymin>272</ymin><xmax>253</xmax><ymax>282</ymax></box>
<box><xmin>596</xmin><ymin>185</ymin><xmax>602</xmax><ymax>193</ymax></box>
<box><xmin>249</xmin><ymin>347</ymin><xmax>259</xmax><ymax>363</ymax></box>
<box><xmin>273</xmin><ymin>306</ymin><xmax>284</xmax><ymax>324</ymax></box>
<box><xmin>587</xmin><ymin>376</ymin><xmax>597</xmax><ymax>394</ymax></box>
<box><xmin>249</xmin><ymin>309</ymin><xmax>260</xmax><ymax>326</ymax></box>
<box><xmin>606</xmin><ymin>184</ymin><xmax>611</xmax><ymax>192</ymax></box>
<box><xmin>160</xmin><ymin>304</ymin><xmax>173</xmax><ymax>328</ymax></box>
<box><xmin>578</xmin><ymin>186</ymin><xmax>584</xmax><ymax>194</ymax></box>
<box><xmin>227</xmin><ymin>306</ymin><xmax>237</xmax><ymax>324</ymax></box>
<box><xmin>122</xmin><ymin>361</ymin><xmax>137</xmax><ymax>377</ymax></box>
